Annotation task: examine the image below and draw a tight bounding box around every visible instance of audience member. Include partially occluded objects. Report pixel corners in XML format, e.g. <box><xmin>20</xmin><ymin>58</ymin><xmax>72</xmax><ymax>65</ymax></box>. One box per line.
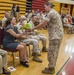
<box><xmin>2</xmin><ymin>11</ymin><xmax>10</xmax><ymax>26</ymax></box>
<box><xmin>3</xmin><ymin>17</ymin><xmax>29</xmax><ymax>67</ymax></box>
<box><xmin>29</xmin><ymin>14</ymin><xmax>47</xmax><ymax>52</ymax></box>
<box><xmin>11</xmin><ymin>4</ymin><xmax>17</xmax><ymax>18</ymax></box>
<box><xmin>0</xmin><ymin>20</ymin><xmax>11</xmax><ymax>75</ymax></box>
<box><xmin>16</xmin><ymin>5</ymin><xmax>20</xmax><ymax>22</ymax></box>
<box><xmin>63</xmin><ymin>14</ymin><xmax>74</xmax><ymax>33</ymax></box>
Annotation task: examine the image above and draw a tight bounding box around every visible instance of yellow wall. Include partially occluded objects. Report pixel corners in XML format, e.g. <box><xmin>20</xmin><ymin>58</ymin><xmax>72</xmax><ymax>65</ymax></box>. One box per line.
<box><xmin>0</xmin><ymin>0</ymin><xmax>27</xmax><ymax>20</ymax></box>
<box><xmin>72</xmin><ymin>6</ymin><xmax>74</xmax><ymax>16</ymax></box>
<box><xmin>61</xmin><ymin>5</ymin><xmax>70</xmax><ymax>14</ymax></box>
<box><xmin>50</xmin><ymin>0</ymin><xmax>60</xmax><ymax>13</ymax></box>
<box><xmin>49</xmin><ymin>0</ymin><xmax>74</xmax><ymax>15</ymax></box>
<box><xmin>61</xmin><ymin>4</ymin><xmax>74</xmax><ymax>15</ymax></box>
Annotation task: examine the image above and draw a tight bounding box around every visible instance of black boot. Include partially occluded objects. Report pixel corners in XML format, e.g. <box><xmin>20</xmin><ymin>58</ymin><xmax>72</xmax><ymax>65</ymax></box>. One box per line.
<box><xmin>42</xmin><ymin>47</ymin><xmax>47</xmax><ymax>52</ymax></box>
<box><xmin>32</xmin><ymin>53</ymin><xmax>42</xmax><ymax>63</ymax></box>
<box><xmin>2</xmin><ymin>67</ymin><xmax>11</xmax><ymax>74</ymax></box>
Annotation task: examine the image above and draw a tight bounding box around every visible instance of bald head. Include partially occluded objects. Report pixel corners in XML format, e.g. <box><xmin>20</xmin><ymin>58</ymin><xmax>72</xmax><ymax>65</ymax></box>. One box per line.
<box><xmin>20</xmin><ymin>15</ymin><xmax>26</xmax><ymax>19</ymax></box>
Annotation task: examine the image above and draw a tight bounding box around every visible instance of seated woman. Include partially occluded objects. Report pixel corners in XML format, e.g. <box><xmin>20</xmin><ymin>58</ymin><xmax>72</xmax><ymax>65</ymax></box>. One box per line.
<box><xmin>3</xmin><ymin>17</ymin><xmax>29</xmax><ymax>68</ymax></box>
<box><xmin>29</xmin><ymin>15</ymin><xmax>47</xmax><ymax>52</ymax></box>
<box><xmin>63</xmin><ymin>14</ymin><xmax>73</xmax><ymax>28</ymax></box>
<box><xmin>63</xmin><ymin>14</ymin><xmax>74</xmax><ymax>33</ymax></box>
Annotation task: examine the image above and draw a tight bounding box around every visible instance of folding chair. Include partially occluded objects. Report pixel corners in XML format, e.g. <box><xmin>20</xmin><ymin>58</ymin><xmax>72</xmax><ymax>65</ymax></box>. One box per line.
<box><xmin>0</xmin><ymin>28</ymin><xmax>19</xmax><ymax>67</ymax></box>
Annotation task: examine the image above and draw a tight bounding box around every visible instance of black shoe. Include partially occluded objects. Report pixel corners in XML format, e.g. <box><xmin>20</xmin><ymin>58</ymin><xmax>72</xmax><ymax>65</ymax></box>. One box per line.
<box><xmin>20</xmin><ymin>61</ymin><xmax>29</xmax><ymax>68</ymax></box>
<box><xmin>20</xmin><ymin>61</ymin><xmax>29</xmax><ymax>64</ymax></box>
<box><xmin>2</xmin><ymin>69</ymin><xmax>11</xmax><ymax>74</ymax></box>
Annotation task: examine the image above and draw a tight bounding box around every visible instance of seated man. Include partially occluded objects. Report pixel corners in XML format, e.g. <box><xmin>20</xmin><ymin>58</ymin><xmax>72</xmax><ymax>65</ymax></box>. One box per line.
<box><xmin>29</xmin><ymin>14</ymin><xmax>47</xmax><ymax>52</ymax></box>
<box><xmin>16</xmin><ymin>15</ymin><xmax>42</xmax><ymax>63</ymax></box>
<box><xmin>0</xmin><ymin>49</ymin><xmax>11</xmax><ymax>75</ymax></box>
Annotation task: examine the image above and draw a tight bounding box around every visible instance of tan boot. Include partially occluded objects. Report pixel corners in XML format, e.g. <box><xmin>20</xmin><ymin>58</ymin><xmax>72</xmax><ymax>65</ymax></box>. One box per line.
<box><xmin>32</xmin><ymin>53</ymin><xmax>42</xmax><ymax>63</ymax></box>
<box><xmin>32</xmin><ymin>52</ymin><xmax>41</xmax><ymax>56</ymax></box>
<box><xmin>42</xmin><ymin>67</ymin><xmax>55</xmax><ymax>74</ymax></box>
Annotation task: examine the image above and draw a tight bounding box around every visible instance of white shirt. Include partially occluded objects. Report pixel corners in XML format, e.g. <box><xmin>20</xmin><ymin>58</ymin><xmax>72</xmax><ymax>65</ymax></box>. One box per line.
<box><xmin>2</xmin><ymin>17</ymin><xmax>7</xmax><ymax>26</ymax></box>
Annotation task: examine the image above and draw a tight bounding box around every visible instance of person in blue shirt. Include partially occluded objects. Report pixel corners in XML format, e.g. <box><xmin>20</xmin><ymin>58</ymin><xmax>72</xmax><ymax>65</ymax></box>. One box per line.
<box><xmin>3</xmin><ymin>17</ymin><xmax>29</xmax><ymax>67</ymax></box>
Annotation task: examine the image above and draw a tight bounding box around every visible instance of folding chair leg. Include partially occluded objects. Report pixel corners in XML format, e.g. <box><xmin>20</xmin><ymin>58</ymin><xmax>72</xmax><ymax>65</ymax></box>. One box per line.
<box><xmin>29</xmin><ymin>45</ymin><xmax>31</xmax><ymax>57</ymax></box>
<box><xmin>12</xmin><ymin>52</ymin><xmax>15</xmax><ymax>67</ymax></box>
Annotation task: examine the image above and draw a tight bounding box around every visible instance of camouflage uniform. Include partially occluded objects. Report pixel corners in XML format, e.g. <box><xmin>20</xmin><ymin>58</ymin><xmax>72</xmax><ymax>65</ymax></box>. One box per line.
<box><xmin>31</xmin><ymin>34</ymin><xmax>47</xmax><ymax>47</ymax></box>
<box><xmin>48</xmin><ymin>39</ymin><xmax>62</xmax><ymax>67</ymax></box>
<box><xmin>22</xmin><ymin>38</ymin><xmax>39</xmax><ymax>53</ymax></box>
<box><xmin>44</xmin><ymin>9</ymin><xmax>64</xmax><ymax>68</ymax></box>
<box><xmin>29</xmin><ymin>21</ymin><xmax>47</xmax><ymax>47</ymax></box>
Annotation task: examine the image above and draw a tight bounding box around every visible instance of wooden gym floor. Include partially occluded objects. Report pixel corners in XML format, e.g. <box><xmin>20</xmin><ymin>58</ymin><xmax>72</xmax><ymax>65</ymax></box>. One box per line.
<box><xmin>7</xmin><ymin>29</ymin><xmax>74</xmax><ymax>75</ymax></box>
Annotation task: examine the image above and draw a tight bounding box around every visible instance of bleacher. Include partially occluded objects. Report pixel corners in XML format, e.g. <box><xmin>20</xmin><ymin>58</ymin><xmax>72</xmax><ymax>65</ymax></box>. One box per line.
<box><xmin>0</xmin><ymin>0</ymin><xmax>27</xmax><ymax>20</ymax></box>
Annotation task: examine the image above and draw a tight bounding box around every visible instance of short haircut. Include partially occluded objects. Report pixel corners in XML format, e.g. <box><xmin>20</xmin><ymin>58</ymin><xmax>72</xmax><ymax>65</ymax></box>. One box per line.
<box><xmin>31</xmin><ymin>14</ymin><xmax>37</xmax><ymax>18</ymax></box>
<box><xmin>5</xmin><ymin>11</ymin><xmax>9</xmax><ymax>14</ymax></box>
<box><xmin>45</xmin><ymin>1</ymin><xmax>55</xmax><ymax>8</ymax></box>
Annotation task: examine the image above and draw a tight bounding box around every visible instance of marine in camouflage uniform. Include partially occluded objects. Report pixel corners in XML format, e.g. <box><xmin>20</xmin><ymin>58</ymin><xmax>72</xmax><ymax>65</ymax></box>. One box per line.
<box><xmin>31</xmin><ymin>2</ymin><xmax>64</xmax><ymax>74</ymax></box>
<box><xmin>29</xmin><ymin>19</ymin><xmax>47</xmax><ymax>52</ymax></box>
<box><xmin>46</xmin><ymin>9</ymin><xmax>64</xmax><ymax>69</ymax></box>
